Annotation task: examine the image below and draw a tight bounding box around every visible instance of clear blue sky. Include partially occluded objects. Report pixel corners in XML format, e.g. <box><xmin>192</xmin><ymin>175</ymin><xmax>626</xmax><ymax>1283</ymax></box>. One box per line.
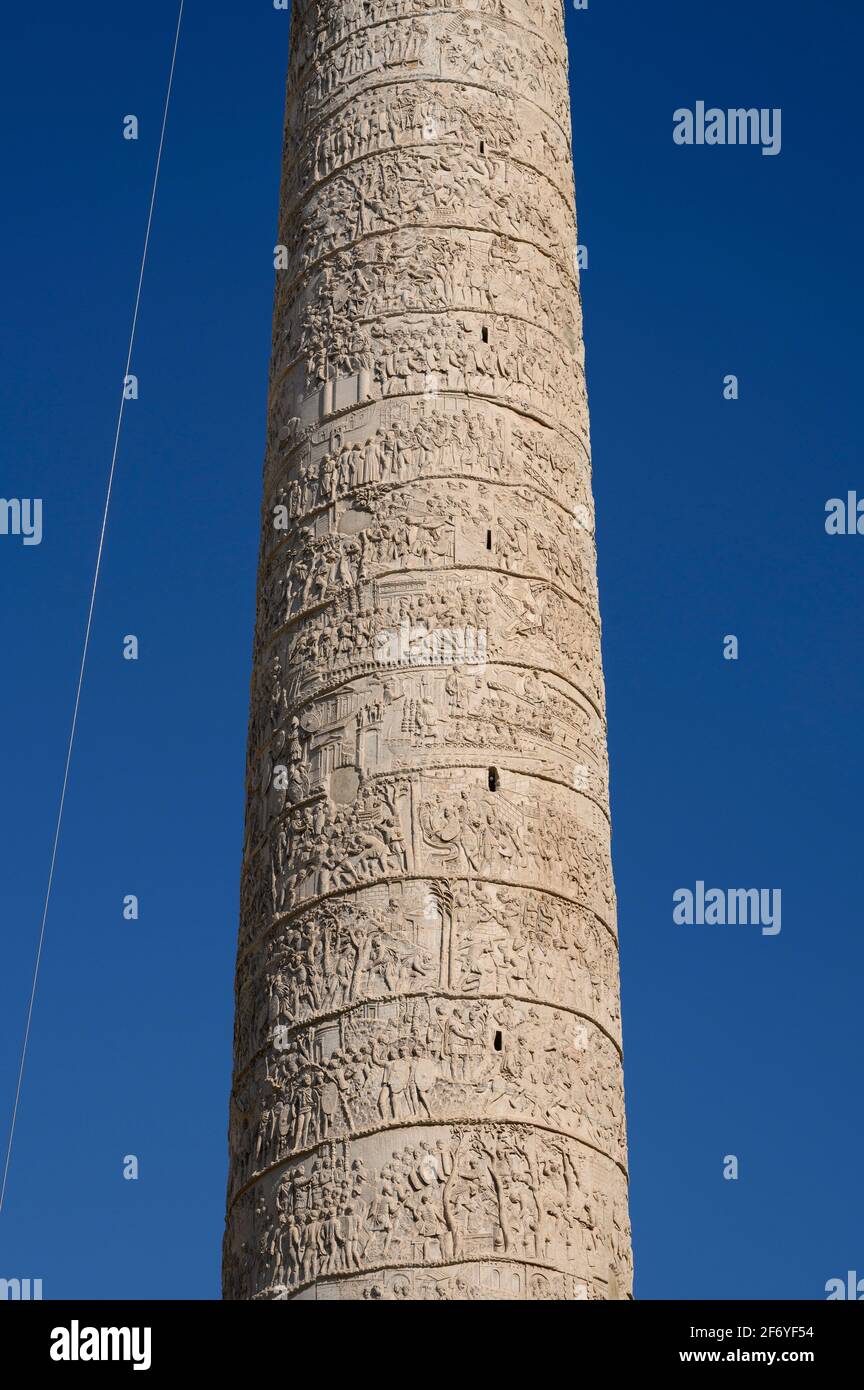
<box><xmin>1</xmin><ymin>0</ymin><xmax>861</xmax><ymax>1300</ymax></box>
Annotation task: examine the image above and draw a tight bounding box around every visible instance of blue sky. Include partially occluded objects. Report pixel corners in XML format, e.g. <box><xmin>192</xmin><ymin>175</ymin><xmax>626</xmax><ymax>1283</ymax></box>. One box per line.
<box><xmin>1</xmin><ymin>0</ymin><xmax>861</xmax><ymax>1299</ymax></box>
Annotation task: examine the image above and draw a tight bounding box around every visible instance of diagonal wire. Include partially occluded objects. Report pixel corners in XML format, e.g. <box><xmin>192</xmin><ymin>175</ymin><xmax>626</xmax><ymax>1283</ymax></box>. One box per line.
<box><xmin>0</xmin><ymin>0</ymin><xmax>185</xmax><ymax>1220</ymax></box>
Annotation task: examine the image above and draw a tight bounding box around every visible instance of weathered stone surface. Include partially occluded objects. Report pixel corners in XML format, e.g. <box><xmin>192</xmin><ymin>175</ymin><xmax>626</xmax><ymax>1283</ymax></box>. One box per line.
<box><xmin>224</xmin><ymin>0</ymin><xmax>632</xmax><ymax>1301</ymax></box>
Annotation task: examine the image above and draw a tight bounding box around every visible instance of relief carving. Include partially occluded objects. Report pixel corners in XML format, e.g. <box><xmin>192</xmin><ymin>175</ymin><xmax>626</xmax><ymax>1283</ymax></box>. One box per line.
<box><xmin>226</xmin><ymin>0</ymin><xmax>631</xmax><ymax>1301</ymax></box>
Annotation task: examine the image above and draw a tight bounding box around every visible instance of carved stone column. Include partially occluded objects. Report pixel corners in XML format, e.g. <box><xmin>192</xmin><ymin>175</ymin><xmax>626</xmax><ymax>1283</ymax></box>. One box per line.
<box><xmin>223</xmin><ymin>0</ymin><xmax>632</xmax><ymax>1302</ymax></box>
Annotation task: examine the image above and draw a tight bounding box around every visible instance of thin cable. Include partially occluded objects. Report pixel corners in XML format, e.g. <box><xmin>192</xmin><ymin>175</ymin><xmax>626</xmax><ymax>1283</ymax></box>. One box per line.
<box><xmin>0</xmin><ymin>0</ymin><xmax>185</xmax><ymax>1220</ymax></box>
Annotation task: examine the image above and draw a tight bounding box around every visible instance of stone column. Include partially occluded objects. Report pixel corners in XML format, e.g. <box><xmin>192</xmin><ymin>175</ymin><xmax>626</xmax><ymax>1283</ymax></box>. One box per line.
<box><xmin>223</xmin><ymin>0</ymin><xmax>632</xmax><ymax>1302</ymax></box>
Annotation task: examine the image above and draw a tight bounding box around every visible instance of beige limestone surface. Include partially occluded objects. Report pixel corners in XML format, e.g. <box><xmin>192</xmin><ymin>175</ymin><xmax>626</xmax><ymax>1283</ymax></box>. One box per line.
<box><xmin>223</xmin><ymin>0</ymin><xmax>632</xmax><ymax>1301</ymax></box>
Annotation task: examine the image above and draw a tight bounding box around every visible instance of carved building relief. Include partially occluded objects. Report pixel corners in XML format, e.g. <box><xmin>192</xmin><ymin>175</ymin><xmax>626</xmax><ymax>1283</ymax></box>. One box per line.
<box><xmin>225</xmin><ymin>0</ymin><xmax>631</xmax><ymax>1300</ymax></box>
